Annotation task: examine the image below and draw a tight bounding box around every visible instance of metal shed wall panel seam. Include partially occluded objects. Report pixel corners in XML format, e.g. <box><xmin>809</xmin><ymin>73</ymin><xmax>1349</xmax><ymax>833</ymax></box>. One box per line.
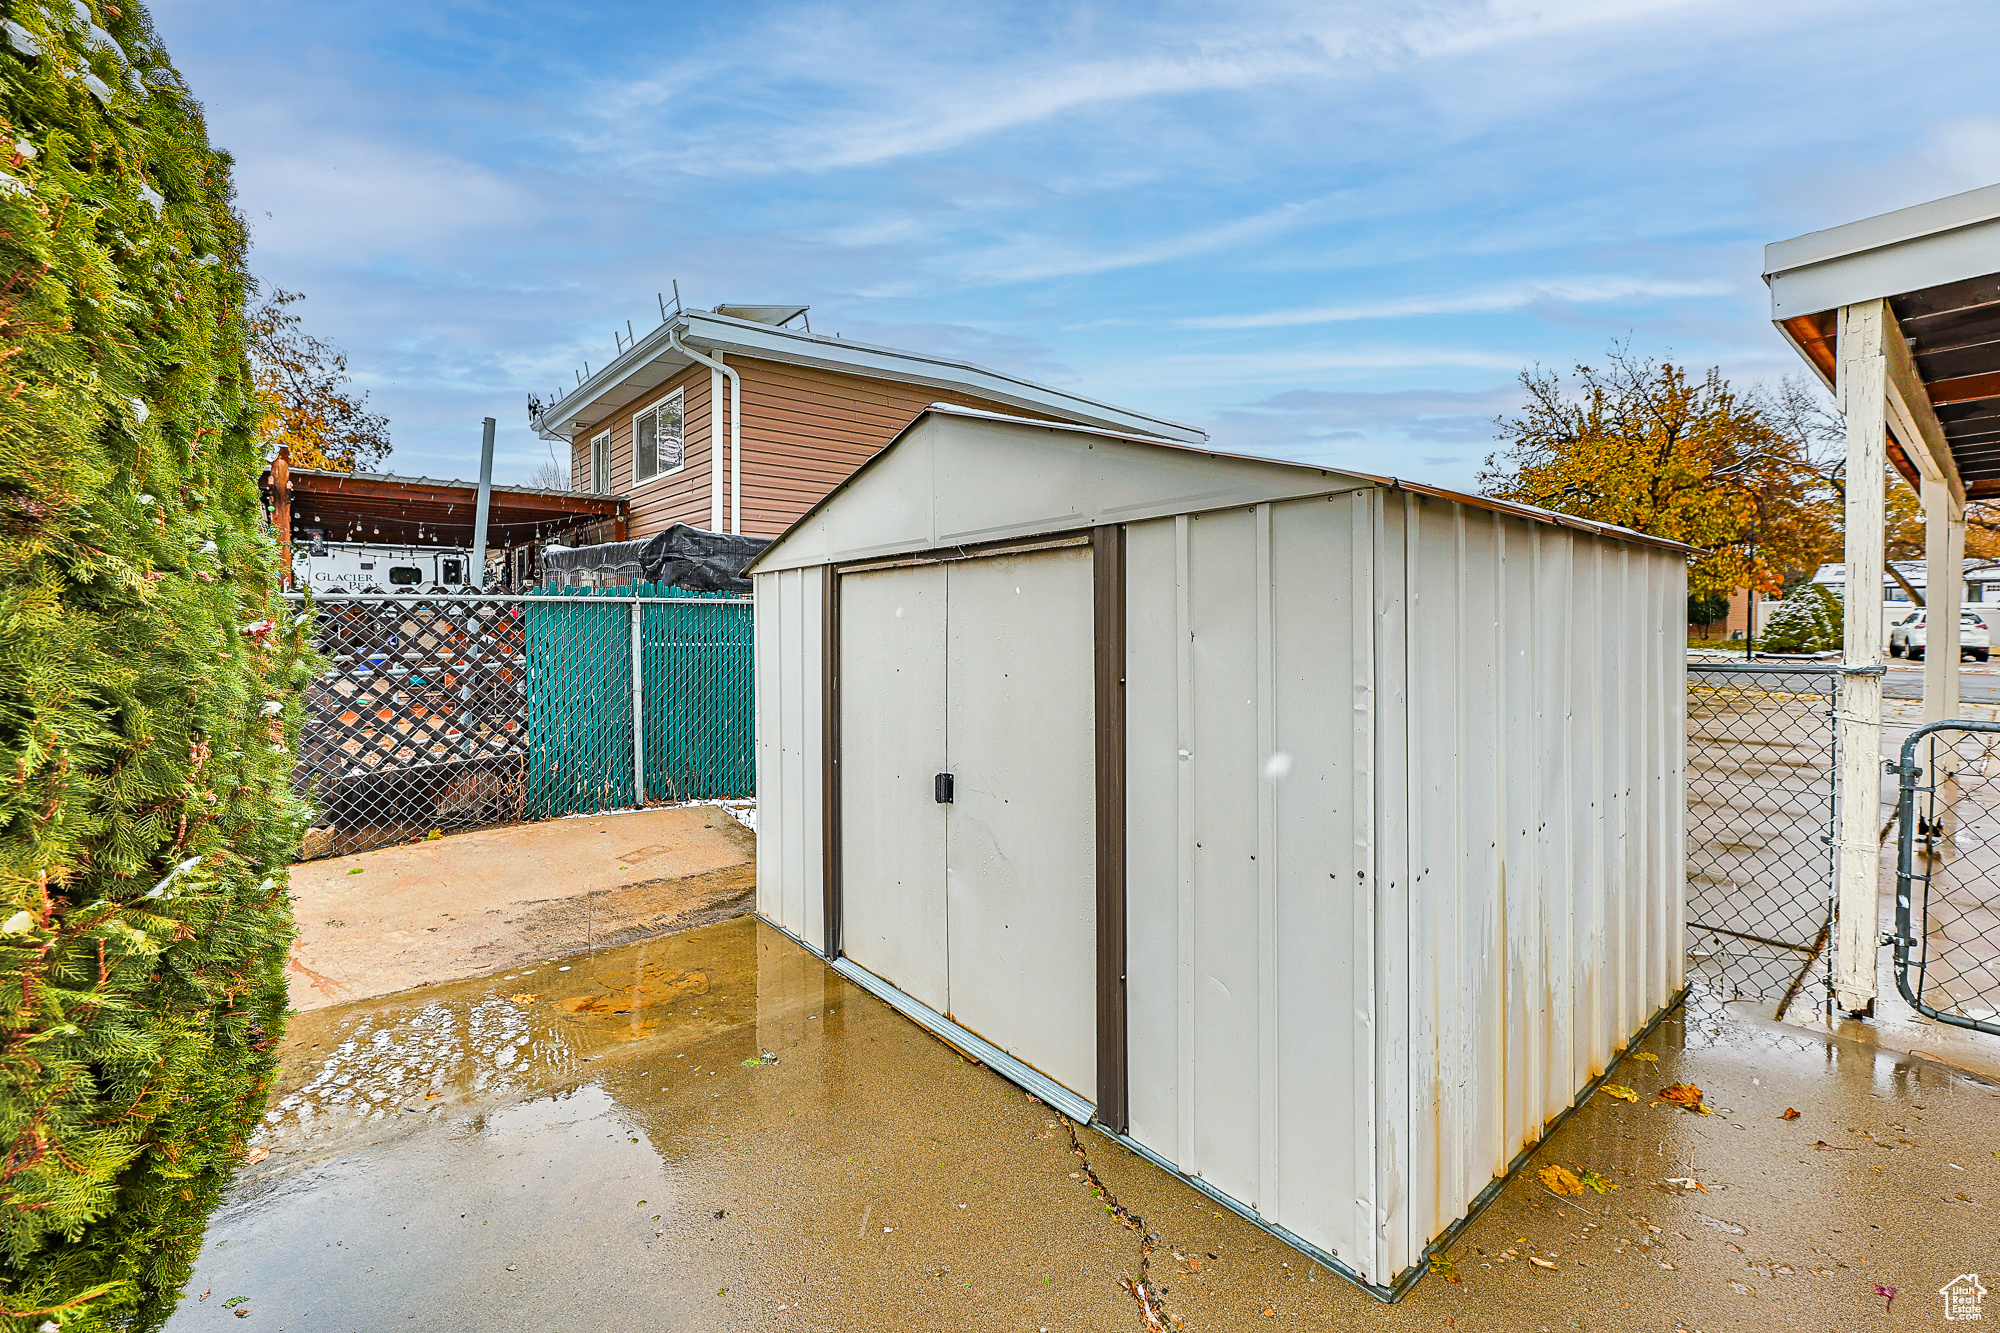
<box><xmin>752</xmin><ymin>566</ymin><xmax>825</xmax><ymax>949</ymax></box>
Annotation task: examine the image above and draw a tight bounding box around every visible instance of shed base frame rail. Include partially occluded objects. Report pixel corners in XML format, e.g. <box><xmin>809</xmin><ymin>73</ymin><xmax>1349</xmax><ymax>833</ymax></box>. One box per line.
<box><xmin>827</xmin><ymin>957</ymin><xmax>1096</xmax><ymax>1125</ymax></box>
<box><xmin>1893</xmin><ymin>719</ymin><xmax>2000</xmax><ymax>1036</ymax></box>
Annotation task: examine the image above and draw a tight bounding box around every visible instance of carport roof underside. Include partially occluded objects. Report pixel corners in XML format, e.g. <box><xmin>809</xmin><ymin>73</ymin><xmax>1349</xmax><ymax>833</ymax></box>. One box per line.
<box><xmin>1767</xmin><ymin>182</ymin><xmax>2000</xmax><ymax>498</ymax></box>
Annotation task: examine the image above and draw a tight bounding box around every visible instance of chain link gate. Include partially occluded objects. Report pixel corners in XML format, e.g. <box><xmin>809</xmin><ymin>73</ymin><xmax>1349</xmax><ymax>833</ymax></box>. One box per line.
<box><xmin>289</xmin><ymin>589</ymin><xmax>752</xmax><ymax>859</ymax></box>
<box><xmin>1892</xmin><ymin>720</ymin><xmax>2000</xmax><ymax>1035</ymax></box>
<box><xmin>1685</xmin><ymin>663</ymin><xmax>1840</xmax><ymax>1018</ymax></box>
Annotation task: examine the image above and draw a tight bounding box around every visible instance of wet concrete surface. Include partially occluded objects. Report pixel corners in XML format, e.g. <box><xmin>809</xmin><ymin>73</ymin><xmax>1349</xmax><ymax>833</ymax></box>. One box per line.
<box><xmin>169</xmin><ymin>916</ymin><xmax>2000</xmax><ymax>1332</ymax></box>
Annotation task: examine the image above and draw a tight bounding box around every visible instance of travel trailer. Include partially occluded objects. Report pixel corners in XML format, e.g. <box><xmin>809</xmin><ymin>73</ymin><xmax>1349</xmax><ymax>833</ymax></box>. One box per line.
<box><xmin>290</xmin><ymin>536</ymin><xmax>476</xmax><ymax>594</ymax></box>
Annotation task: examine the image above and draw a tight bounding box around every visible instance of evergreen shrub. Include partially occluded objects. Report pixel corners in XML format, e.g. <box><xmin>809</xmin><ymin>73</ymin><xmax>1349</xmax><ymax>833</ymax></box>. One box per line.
<box><xmin>1758</xmin><ymin>582</ymin><xmax>1842</xmax><ymax>653</ymax></box>
<box><xmin>0</xmin><ymin>1</ymin><xmax>308</xmax><ymax>1327</ymax></box>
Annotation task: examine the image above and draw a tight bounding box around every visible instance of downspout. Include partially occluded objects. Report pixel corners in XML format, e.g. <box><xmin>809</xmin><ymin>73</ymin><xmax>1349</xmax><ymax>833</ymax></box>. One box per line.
<box><xmin>668</xmin><ymin>327</ymin><xmax>741</xmax><ymax>535</ymax></box>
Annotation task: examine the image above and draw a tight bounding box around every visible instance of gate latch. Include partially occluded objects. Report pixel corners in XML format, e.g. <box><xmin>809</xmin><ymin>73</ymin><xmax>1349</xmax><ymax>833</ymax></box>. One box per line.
<box><xmin>935</xmin><ymin>773</ymin><xmax>955</xmax><ymax>804</ymax></box>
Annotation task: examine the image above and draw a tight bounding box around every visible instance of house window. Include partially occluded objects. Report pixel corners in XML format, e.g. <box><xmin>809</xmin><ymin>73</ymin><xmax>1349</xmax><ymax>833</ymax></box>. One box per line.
<box><xmin>632</xmin><ymin>391</ymin><xmax>685</xmax><ymax>485</ymax></box>
<box><xmin>589</xmin><ymin>431</ymin><xmax>609</xmax><ymax>492</ymax></box>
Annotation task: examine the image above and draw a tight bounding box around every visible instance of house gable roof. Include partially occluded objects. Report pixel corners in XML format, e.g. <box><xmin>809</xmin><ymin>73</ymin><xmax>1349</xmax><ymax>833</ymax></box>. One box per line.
<box><xmin>747</xmin><ymin>404</ymin><xmax>1687</xmax><ymax>575</ymax></box>
<box><xmin>532</xmin><ymin>307</ymin><xmax>1206</xmax><ymax>446</ymax></box>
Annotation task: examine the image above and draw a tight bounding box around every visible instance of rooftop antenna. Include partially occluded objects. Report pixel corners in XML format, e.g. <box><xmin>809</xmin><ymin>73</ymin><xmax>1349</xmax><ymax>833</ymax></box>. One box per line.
<box><xmin>672</xmin><ymin>280</ymin><xmax>682</xmax><ymax>315</ymax></box>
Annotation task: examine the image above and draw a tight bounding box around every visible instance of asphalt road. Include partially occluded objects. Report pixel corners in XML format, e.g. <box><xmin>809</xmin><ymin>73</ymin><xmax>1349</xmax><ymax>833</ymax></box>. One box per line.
<box><xmin>1882</xmin><ymin>668</ymin><xmax>2000</xmax><ymax>702</ymax></box>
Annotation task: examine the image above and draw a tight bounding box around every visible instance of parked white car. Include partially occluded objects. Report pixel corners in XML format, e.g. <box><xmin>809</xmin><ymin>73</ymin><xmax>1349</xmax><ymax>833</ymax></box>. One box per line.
<box><xmin>1889</xmin><ymin>608</ymin><xmax>1991</xmax><ymax>661</ymax></box>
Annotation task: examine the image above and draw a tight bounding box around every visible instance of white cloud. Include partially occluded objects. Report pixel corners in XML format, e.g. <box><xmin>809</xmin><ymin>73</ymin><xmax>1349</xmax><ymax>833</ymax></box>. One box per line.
<box><xmin>1179</xmin><ymin>275</ymin><xmax>1737</xmax><ymax>328</ymax></box>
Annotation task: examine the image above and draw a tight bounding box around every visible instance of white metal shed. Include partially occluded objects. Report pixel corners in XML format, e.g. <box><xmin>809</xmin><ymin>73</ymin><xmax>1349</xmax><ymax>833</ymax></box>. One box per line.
<box><xmin>749</xmin><ymin>405</ymin><xmax>1688</xmax><ymax>1298</ymax></box>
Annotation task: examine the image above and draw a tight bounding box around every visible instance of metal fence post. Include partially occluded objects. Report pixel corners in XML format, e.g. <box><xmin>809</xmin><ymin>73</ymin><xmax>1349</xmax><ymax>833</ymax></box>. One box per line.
<box><xmin>631</xmin><ymin>598</ymin><xmax>646</xmax><ymax>806</ymax></box>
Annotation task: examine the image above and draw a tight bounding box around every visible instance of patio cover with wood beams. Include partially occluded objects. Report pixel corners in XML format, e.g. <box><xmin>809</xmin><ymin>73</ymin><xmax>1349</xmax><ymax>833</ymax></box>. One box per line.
<box><xmin>264</xmin><ymin>466</ymin><xmax>626</xmax><ymax>552</ymax></box>
<box><xmin>1765</xmin><ymin>181</ymin><xmax>2000</xmax><ymax>1014</ymax></box>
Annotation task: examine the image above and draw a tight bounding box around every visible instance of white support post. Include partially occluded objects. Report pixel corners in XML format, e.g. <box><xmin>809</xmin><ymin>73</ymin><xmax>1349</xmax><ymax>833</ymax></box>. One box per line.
<box><xmin>631</xmin><ymin>599</ymin><xmax>647</xmax><ymax>806</ymax></box>
<box><xmin>1922</xmin><ymin>476</ymin><xmax>1965</xmax><ymax>733</ymax></box>
<box><xmin>1835</xmin><ymin>300</ymin><xmax>1888</xmax><ymax>1014</ymax></box>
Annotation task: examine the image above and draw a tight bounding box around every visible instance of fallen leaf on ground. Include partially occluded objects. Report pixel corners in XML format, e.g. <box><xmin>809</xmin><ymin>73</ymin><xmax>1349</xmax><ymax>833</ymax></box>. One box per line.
<box><xmin>1874</xmin><ymin>1283</ymin><xmax>1896</xmax><ymax>1312</ymax></box>
<box><xmin>1428</xmin><ymin>1254</ymin><xmax>1461</xmax><ymax>1283</ymax></box>
<box><xmin>222</xmin><ymin>1297</ymin><xmax>248</xmax><ymax>1309</ymax></box>
<box><xmin>1658</xmin><ymin>1084</ymin><xmax>1711</xmax><ymax>1115</ymax></box>
<box><xmin>1539</xmin><ymin>1165</ymin><xmax>1586</xmax><ymax>1196</ymax></box>
<box><xmin>242</xmin><ymin>1147</ymin><xmax>268</xmax><ymax>1165</ymax></box>
<box><xmin>1601</xmin><ymin>1084</ymin><xmax>1639</xmax><ymax>1102</ymax></box>
<box><xmin>1779</xmin><ymin>1108</ymin><xmax>1801</xmax><ymax>1120</ymax></box>
<box><xmin>1578</xmin><ymin>1170</ymin><xmax>1618</xmax><ymax>1194</ymax></box>
<box><xmin>1529</xmin><ymin>1256</ymin><xmax>1558</xmax><ymax>1270</ymax></box>
<box><xmin>1631</xmin><ymin>1051</ymin><xmax>1659</xmax><ymax>1061</ymax></box>
<box><xmin>1261</xmin><ymin>1306</ymin><xmax>1276</xmax><ymax>1317</ymax></box>
<box><xmin>508</xmin><ymin>993</ymin><xmax>537</xmax><ymax>1005</ymax></box>
<box><xmin>198</xmin><ymin>1291</ymin><xmax>210</xmax><ymax>1302</ymax></box>
<box><xmin>345</xmin><ymin>868</ymin><xmax>364</xmax><ymax>875</ymax></box>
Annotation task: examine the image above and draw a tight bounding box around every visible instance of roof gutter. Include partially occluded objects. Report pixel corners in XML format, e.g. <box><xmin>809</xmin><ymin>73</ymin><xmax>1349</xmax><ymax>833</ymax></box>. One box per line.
<box><xmin>669</xmin><ymin>326</ymin><xmax>743</xmax><ymax>535</ymax></box>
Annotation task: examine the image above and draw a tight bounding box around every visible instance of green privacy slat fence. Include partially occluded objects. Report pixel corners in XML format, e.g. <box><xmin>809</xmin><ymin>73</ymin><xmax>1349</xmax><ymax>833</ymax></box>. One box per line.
<box><xmin>523</xmin><ymin>585</ymin><xmax>754</xmax><ymax>818</ymax></box>
<box><xmin>287</xmin><ymin>589</ymin><xmax>753</xmax><ymax>858</ymax></box>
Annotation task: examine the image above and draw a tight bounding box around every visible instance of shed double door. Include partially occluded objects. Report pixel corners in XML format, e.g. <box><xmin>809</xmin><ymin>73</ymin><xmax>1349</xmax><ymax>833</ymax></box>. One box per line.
<box><xmin>840</xmin><ymin>546</ymin><xmax>1097</xmax><ymax>1104</ymax></box>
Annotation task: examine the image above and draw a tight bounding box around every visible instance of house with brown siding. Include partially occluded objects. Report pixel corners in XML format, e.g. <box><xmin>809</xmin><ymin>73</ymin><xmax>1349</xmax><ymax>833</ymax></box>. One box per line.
<box><xmin>531</xmin><ymin>304</ymin><xmax>1204</xmax><ymax>541</ymax></box>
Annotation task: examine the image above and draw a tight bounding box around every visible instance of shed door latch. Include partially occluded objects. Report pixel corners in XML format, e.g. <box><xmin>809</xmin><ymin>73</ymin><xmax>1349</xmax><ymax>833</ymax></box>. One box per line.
<box><xmin>934</xmin><ymin>773</ymin><xmax>955</xmax><ymax>804</ymax></box>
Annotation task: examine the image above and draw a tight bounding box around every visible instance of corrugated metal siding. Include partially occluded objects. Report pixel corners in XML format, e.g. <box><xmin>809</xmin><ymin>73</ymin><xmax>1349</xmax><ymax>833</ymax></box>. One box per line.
<box><xmin>1123</xmin><ymin>488</ymin><xmax>1683</xmax><ymax>1287</ymax></box>
<box><xmin>1387</xmin><ymin>494</ymin><xmax>1685</xmax><ymax>1278</ymax></box>
<box><xmin>1124</xmin><ymin>495</ymin><xmax>1379</xmax><ymax>1277</ymax></box>
<box><xmin>753</xmin><ymin>565</ymin><xmax>824</xmax><ymax>950</ymax></box>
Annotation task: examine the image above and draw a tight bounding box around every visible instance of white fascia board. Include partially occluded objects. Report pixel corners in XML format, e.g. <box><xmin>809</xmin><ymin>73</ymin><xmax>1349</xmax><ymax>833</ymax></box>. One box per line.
<box><xmin>1764</xmin><ymin>183</ymin><xmax>2000</xmax><ymax>321</ymax></box>
<box><xmin>533</xmin><ymin>309</ymin><xmax>1208</xmax><ymax>445</ymax></box>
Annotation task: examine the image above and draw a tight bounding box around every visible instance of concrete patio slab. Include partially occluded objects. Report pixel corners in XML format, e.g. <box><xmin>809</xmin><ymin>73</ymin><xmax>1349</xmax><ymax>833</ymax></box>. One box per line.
<box><xmin>284</xmin><ymin>806</ymin><xmax>755</xmax><ymax>1011</ymax></box>
<box><xmin>173</xmin><ymin>917</ymin><xmax>2000</xmax><ymax>1333</ymax></box>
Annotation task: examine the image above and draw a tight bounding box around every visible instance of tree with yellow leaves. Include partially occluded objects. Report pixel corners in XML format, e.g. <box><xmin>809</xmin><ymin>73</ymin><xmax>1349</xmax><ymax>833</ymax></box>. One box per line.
<box><xmin>1479</xmin><ymin>348</ymin><xmax>1835</xmax><ymax>599</ymax></box>
<box><xmin>247</xmin><ymin>287</ymin><xmax>390</xmax><ymax>472</ymax></box>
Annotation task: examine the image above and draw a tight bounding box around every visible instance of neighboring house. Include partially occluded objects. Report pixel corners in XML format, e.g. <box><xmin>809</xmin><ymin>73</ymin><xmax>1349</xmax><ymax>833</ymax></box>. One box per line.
<box><xmin>1812</xmin><ymin>558</ymin><xmax>2000</xmax><ymax>606</ymax></box>
<box><xmin>529</xmin><ymin>303</ymin><xmax>1204</xmax><ymax>541</ymax></box>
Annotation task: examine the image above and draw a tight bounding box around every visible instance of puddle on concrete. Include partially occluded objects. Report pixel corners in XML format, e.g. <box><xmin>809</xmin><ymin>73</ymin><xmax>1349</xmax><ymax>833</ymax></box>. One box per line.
<box><xmin>257</xmin><ymin>916</ymin><xmax>762</xmax><ymax>1162</ymax></box>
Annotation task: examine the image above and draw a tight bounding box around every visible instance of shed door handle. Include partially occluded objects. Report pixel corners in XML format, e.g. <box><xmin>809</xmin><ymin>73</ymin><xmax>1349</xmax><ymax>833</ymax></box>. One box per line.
<box><xmin>935</xmin><ymin>773</ymin><xmax>954</xmax><ymax>803</ymax></box>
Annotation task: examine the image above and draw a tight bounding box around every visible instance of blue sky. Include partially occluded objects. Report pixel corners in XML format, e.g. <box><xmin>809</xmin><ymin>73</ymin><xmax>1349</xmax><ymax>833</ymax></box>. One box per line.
<box><xmin>149</xmin><ymin>0</ymin><xmax>2000</xmax><ymax>490</ymax></box>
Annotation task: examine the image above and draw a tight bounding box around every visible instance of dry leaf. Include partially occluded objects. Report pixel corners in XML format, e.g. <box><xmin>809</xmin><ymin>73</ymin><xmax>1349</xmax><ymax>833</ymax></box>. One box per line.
<box><xmin>241</xmin><ymin>1147</ymin><xmax>268</xmax><ymax>1165</ymax></box>
<box><xmin>1630</xmin><ymin>1051</ymin><xmax>1659</xmax><ymax>1061</ymax></box>
<box><xmin>1779</xmin><ymin>1108</ymin><xmax>1801</xmax><ymax>1120</ymax></box>
<box><xmin>1529</xmin><ymin>1256</ymin><xmax>1558</xmax><ymax>1270</ymax></box>
<box><xmin>1428</xmin><ymin>1253</ymin><xmax>1461</xmax><ymax>1283</ymax></box>
<box><xmin>1658</xmin><ymin>1084</ymin><xmax>1711</xmax><ymax>1115</ymax></box>
<box><xmin>1539</xmin><ymin>1164</ymin><xmax>1585</xmax><ymax>1196</ymax></box>
<box><xmin>1601</xmin><ymin>1084</ymin><xmax>1639</xmax><ymax>1102</ymax></box>
<box><xmin>508</xmin><ymin>993</ymin><xmax>538</xmax><ymax>1005</ymax></box>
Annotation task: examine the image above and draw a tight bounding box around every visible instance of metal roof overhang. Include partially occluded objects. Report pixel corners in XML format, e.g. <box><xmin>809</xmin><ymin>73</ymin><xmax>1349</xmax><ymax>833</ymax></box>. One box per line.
<box><xmin>1766</xmin><ymin>183</ymin><xmax>2000</xmax><ymax>499</ymax></box>
<box><xmin>530</xmin><ymin>308</ymin><xmax>1208</xmax><ymax>447</ymax></box>
<box><xmin>268</xmin><ymin>468</ymin><xmax>625</xmax><ymax>548</ymax></box>
<box><xmin>744</xmin><ymin>403</ymin><xmax>1692</xmax><ymax>576</ymax></box>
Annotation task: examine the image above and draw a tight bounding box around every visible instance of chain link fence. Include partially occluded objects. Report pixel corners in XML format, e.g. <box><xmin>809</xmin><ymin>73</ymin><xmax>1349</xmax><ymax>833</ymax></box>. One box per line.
<box><xmin>1893</xmin><ymin>720</ymin><xmax>2000</xmax><ymax>1035</ymax></box>
<box><xmin>1685</xmin><ymin>662</ymin><xmax>1840</xmax><ymax>1019</ymax></box>
<box><xmin>290</xmin><ymin>589</ymin><xmax>752</xmax><ymax>859</ymax></box>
